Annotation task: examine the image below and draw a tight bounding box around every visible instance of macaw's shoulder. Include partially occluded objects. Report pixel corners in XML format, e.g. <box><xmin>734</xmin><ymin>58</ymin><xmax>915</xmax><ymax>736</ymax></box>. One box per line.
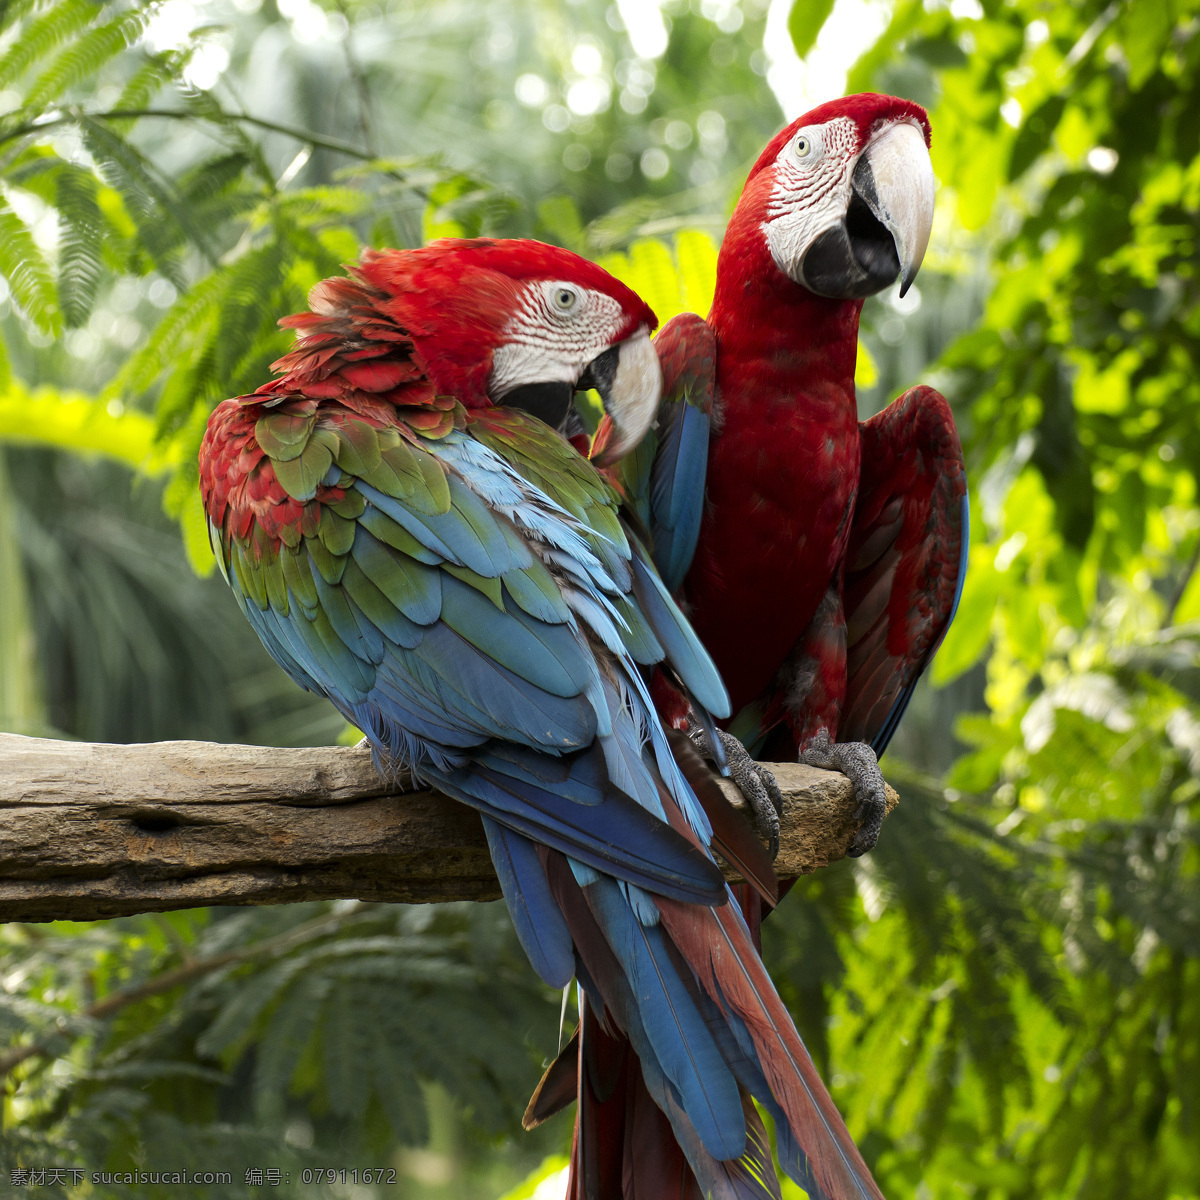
<box><xmin>655</xmin><ymin>311</ymin><xmax>716</xmax><ymax>407</ymax></box>
<box><xmin>612</xmin><ymin>311</ymin><xmax>715</xmax><ymax>593</ymax></box>
<box><xmin>200</xmin><ymin>385</ymin><xmax>465</xmax><ymax>545</ymax></box>
<box><xmin>199</xmin><ymin>266</ymin><xmax>468</xmax><ymax>559</ymax></box>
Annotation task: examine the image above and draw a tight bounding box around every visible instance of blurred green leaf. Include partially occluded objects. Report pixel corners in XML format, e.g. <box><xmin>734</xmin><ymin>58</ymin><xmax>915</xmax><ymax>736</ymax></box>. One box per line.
<box><xmin>788</xmin><ymin>0</ymin><xmax>837</xmax><ymax>59</ymax></box>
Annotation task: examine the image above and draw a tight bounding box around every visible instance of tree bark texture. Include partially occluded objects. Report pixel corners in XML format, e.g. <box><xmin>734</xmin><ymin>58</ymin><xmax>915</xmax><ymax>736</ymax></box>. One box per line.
<box><xmin>0</xmin><ymin>733</ymin><xmax>897</xmax><ymax>923</ymax></box>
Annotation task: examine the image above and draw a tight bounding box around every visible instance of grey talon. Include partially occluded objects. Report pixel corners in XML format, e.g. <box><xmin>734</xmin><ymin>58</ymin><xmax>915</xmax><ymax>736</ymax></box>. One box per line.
<box><xmin>800</xmin><ymin>728</ymin><xmax>888</xmax><ymax>856</ymax></box>
<box><xmin>689</xmin><ymin>724</ymin><xmax>783</xmax><ymax>861</ymax></box>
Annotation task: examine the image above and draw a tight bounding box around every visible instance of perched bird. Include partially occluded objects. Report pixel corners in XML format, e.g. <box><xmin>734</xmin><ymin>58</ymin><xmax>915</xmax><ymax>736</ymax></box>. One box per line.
<box><xmin>621</xmin><ymin>93</ymin><xmax>968</xmax><ymax>858</ymax></box>
<box><xmin>200</xmin><ymin>239</ymin><xmax>886</xmax><ymax>1199</ymax></box>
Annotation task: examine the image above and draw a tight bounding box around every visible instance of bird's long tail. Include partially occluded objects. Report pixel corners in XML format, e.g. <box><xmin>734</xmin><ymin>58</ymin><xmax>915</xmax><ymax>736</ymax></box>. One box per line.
<box><xmin>522</xmin><ymin>837</ymin><xmax>883</xmax><ymax>1200</ymax></box>
<box><xmin>564</xmin><ymin>997</ymin><xmax>781</xmax><ymax>1200</ymax></box>
<box><xmin>473</xmin><ymin>709</ymin><xmax>881</xmax><ymax>1196</ymax></box>
<box><xmin>658</xmin><ymin>893</ymin><xmax>884</xmax><ymax>1200</ymax></box>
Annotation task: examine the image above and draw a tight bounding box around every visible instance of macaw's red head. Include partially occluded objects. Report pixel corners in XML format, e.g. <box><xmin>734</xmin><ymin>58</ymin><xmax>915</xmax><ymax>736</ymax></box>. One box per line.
<box><xmin>352</xmin><ymin>238</ymin><xmax>661</xmax><ymax>465</ymax></box>
<box><xmin>732</xmin><ymin>93</ymin><xmax>935</xmax><ymax>300</ymax></box>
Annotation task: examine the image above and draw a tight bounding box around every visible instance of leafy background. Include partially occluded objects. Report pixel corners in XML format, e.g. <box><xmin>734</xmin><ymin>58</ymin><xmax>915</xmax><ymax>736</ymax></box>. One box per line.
<box><xmin>0</xmin><ymin>0</ymin><xmax>1198</xmax><ymax>1196</ymax></box>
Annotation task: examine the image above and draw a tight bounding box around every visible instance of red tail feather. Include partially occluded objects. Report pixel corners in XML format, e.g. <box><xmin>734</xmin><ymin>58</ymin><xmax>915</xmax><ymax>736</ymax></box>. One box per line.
<box><xmin>732</xmin><ymin>882</ymin><xmax>764</xmax><ymax>955</ymax></box>
<box><xmin>657</xmin><ymin>898</ymin><xmax>885</xmax><ymax>1200</ymax></box>
<box><xmin>563</xmin><ymin>997</ymin><xmax>704</xmax><ymax>1200</ymax></box>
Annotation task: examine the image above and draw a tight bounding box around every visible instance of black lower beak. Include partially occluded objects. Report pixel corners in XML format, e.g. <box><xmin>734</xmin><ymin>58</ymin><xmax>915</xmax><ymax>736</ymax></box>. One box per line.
<box><xmin>500</xmin><ymin>334</ymin><xmax>659</xmax><ymax>466</ymax></box>
<box><xmin>576</xmin><ymin>346</ymin><xmax>619</xmax><ymax>398</ymax></box>
<box><xmin>502</xmin><ymin>380</ymin><xmax>576</xmax><ymax>431</ymax></box>
<box><xmin>502</xmin><ymin>345</ymin><xmax>620</xmax><ymax>438</ymax></box>
<box><xmin>801</xmin><ymin>156</ymin><xmax>900</xmax><ymax>300</ymax></box>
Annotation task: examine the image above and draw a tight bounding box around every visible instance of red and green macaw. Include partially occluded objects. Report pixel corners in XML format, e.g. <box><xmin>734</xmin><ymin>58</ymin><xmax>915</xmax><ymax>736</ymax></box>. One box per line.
<box><xmin>199</xmin><ymin>239</ymin><xmax>886</xmax><ymax>1200</ymax></box>
<box><xmin>623</xmin><ymin>93</ymin><xmax>968</xmax><ymax>859</ymax></box>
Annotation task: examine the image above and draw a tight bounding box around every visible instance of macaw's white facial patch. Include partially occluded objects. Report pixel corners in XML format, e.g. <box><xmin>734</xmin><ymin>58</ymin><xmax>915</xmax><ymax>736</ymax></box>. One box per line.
<box><xmin>489</xmin><ymin>280</ymin><xmax>630</xmax><ymax>398</ymax></box>
<box><xmin>761</xmin><ymin>115</ymin><xmax>859</xmax><ymax>283</ymax></box>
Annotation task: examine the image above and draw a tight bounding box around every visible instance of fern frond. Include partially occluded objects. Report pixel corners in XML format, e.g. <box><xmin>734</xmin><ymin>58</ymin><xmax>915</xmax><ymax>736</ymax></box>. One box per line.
<box><xmin>250</xmin><ymin>971</ymin><xmax>326</xmax><ymax>1121</ymax></box>
<box><xmin>55</xmin><ymin>162</ymin><xmax>105</xmax><ymax>326</ymax></box>
<box><xmin>212</xmin><ymin>238</ymin><xmax>289</xmax><ymax>382</ymax></box>
<box><xmin>79</xmin><ymin>115</ymin><xmax>215</xmax><ymax>274</ymax></box>
<box><xmin>276</xmin><ymin>185</ymin><xmax>369</xmax><ymax>222</ymax></box>
<box><xmin>23</xmin><ymin>5</ymin><xmax>152</xmax><ymax>111</ymax></box>
<box><xmin>0</xmin><ymin>190</ymin><xmax>59</xmax><ymax>331</ymax></box>
<box><xmin>0</xmin><ymin>0</ymin><xmax>98</xmax><ymax>91</ymax></box>
<box><xmin>176</xmin><ymin>89</ymin><xmax>276</xmax><ymax>186</ymax></box>
<box><xmin>104</xmin><ymin>270</ymin><xmax>223</xmax><ymax>401</ymax></box>
<box><xmin>154</xmin><ymin>339</ymin><xmax>219</xmax><ymax>441</ymax></box>
<box><xmin>0</xmin><ymin>0</ymin><xmax>47</xmax><ymax>37</ymax></box>
<box><xmin>179</xmin><ymin>151</ymin><xmax>253</xmax><ymax>207</ymax></box>
<box><xmin>114</xmin><ymin>46</ymin><xmax>191</xmax><ymax>111</ymax></box>
<box><xmin>0</xmin><ymin>142</ymin><xmax>66</xmax><ymax>199</ymax></box>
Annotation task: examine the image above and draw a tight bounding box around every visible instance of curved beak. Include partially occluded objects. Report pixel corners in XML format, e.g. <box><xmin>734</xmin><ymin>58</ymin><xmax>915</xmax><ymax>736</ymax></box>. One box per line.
<box><xmin>800</xmin><ymin>120</ymin><xmax>936</xmax><ymax>300</ymax></box>
<box><xmin>582</xmin><ymin>327</ymin><xmax>662</xmax><ymax>467</ymax></box>
<box><xmin>856</xmin><ymin>121</ymin><xmax>935</xmax><ymax>297</ymax></box>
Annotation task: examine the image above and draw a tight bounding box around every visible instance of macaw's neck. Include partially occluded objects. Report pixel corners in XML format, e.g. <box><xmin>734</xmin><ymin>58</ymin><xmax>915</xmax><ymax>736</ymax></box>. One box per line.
<box><xmin>708</xmin><ymin>221</ymin><xmax>862</xmax><ymax>418</ymax></box>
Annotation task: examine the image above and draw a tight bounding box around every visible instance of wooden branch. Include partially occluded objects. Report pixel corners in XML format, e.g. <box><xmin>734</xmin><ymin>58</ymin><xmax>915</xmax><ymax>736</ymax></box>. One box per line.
<box><xmin>0</xmin><ymin>733</ymin><xmax>897</xmax><ymax>923</ymax></box>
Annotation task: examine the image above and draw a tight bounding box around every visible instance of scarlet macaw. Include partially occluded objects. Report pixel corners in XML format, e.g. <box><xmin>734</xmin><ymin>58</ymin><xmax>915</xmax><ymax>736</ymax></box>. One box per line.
<box><xmin>199</xmin><ymin>239</ymin><xmax>886</xmax><ymax>1199</ymax></box>
<box><xmin>624</xmin><ymin>93</ymin><xmax>968</xmax><ymax>858</ymax></box>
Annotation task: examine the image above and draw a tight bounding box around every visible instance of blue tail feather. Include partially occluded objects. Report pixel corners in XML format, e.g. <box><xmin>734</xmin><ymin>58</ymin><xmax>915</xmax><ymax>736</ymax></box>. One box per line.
<box><xmin>482</xmin><ymin>817</ymin><xmax>575</xmax><ymax>988</ymax></box>
<box><xmin>584</xmin><ymin>876</ymin><xmax>745</xmax><ymax>1161</ymax></box>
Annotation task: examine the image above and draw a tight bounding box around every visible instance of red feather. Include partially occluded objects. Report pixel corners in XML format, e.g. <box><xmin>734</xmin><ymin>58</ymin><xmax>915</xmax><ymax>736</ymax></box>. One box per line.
<box><xmin>657</xmin><ymin>898</ymin><xmax>885</xmax><ymax>1200</ymax></box>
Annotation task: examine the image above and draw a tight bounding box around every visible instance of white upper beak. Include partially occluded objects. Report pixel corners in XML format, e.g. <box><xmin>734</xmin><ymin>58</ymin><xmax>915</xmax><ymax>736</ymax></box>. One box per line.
<box><xmin>859</xmin><ymin>121</ymin><xmax>936</xmax><ymax>296</ymax></box>
<box><xmin>587</xmin><ymin>327</ymin><xmax>662</xmax><ymax>467</ymax></box>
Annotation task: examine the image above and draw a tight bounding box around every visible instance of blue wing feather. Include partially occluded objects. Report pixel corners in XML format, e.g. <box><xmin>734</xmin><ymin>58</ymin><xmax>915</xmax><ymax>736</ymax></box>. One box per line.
<box><xmin>629</xmin><ymin>545</ymin><xmax>729</xmax><ymax>720</ymax></box>
<box><xmin>650</xmin><ymin>399</ymin><xmax>711</xmax><ymax>593</ymax></box>
<box><xmin>423</xmin><ymin>746</ymin><xmax>725</xmax><ymax>905</ymax></box>
<box><xmin>617</xmin><ymin>311</ymin><xmax>715</xmax><ymax>595</ymax></box>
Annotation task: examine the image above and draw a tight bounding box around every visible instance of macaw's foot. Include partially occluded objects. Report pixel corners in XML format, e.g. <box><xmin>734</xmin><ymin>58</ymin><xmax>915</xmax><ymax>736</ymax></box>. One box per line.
<box><xmin>689</xmin><ymin>725</ymin><xmax>784</xmax><ymax>859</ymax></box>
<box><xmin>800</xmin><ymin>729</ymin><xmax>887</xmax><ymax>855</ymax></box>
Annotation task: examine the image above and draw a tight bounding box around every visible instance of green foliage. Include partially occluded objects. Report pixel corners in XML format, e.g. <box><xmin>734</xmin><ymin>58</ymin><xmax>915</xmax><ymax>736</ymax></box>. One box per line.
<box><xmin>0</xmin><ymin>0</ymin><xmax>1198</xmax><ymax>1196</ymax></box>
<box><xmin>0</xmin><ymin>194</ymin><xmax>60</xmax><ymax>334</ymax></box>
<box><xmin>788</xmin><ymin>0</ymin><xmax>838</xmax><ymax>61</ymax></box>
<box><xmin>0</xmin><ymin>0</ymin><xmax>522</xmax><ymax>576</ymax></box>
<box><xmin>0</xmin><ymin>382</ymin><xmax>166</xmax><ymax>468</ymax></box>
<box><xmin>0</xmin><ymin>902</ymin><xmax>565</xmax><ymax>1198</ymax></box>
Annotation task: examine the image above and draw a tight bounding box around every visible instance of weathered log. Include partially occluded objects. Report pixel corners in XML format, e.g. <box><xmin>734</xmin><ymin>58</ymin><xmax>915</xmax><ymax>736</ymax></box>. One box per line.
<box><xmin>0</xmin><ymin>733</ymin><xmax>897</xmax><ymax>923</ymax></box>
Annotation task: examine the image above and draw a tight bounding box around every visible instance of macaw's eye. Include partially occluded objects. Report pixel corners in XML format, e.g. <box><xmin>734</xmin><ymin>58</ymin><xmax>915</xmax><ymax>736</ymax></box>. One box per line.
<box><xmin>794</xmin><ymin>135</ymin><xmax>811</xmax><ymax>158</ymax></box>
<box><xmin>553</xmin><ymin>286</ymin><xmax>580</xmax><ymax>312</ymax></box>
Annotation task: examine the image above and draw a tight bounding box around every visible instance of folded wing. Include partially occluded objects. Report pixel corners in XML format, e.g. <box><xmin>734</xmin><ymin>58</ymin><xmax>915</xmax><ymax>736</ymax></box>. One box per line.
<box><xmin>841</xmin><ymin>384</ymin><xmax>968</xmax><ymax>754</ymax></box>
